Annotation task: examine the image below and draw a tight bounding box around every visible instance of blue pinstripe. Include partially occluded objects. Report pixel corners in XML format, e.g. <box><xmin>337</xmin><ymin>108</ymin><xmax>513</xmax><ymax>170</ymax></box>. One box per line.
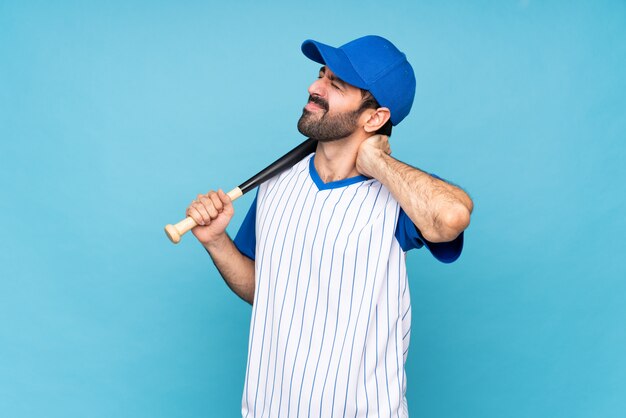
<box><xmin>375</xmin><ymin>306</ymin><xmax>380</xmax><ymax>418</ymax></box>
<box><xmin>395</xmin><ymin>247</ymin><xmax>402</xmax><ymax>418</ymax></box>
<box><xmin>305</xmin><ymin>184</ymin><xmax>365</xmax><ymax>417</ymax></box>
<box><xmin>265</xmin><ymin>181</ymin><xmax>316</xmax><ymax>417</ymax></box>
<box><xmin>285</xmin><ymin>189</ymin><xmax>334</xmax><ymax>416</ymax></box>
<box><xmin>315</xmin><ymin>182</ymin><xmax>373</xmax><ymax>417</ymax></box>
<box><xmin>275</xmin><ymin>185</ymin><xmax>321</xmax><ymax>417</ymax></box>
<box><xmin>354</xmin><ymin>191</ymin><xmax>391</xmax><ymax>418</ymax></box>
<box><xmin>296</xmin><ymin>186</ymin><xmax>350</xmax><ymax>416</ymax></box>
<box><xmin>385</xmin><ymin>208</ymin><xmax>400</xmax><ymax>418</ymax></box>
<box><xmin>258</xmin><ymin>170</ymin><xmax>312</xmax><ymax>417</ymax></box>
<box><xmin>402</xmin><ymin>306</ymin><xmax>411</xmax><ymax>321</ymax></box>
<box><xmin>253</xmin><ymin>166</ymin><xmax>308</xmax><ymax>417</ymax></box>
<box><xmin>333</xmin><ymin>184</ymin><xmax>383</xmax><ymax>418</ymax></box>
<box><xmin>244</xmin><ymin>164</ymin><xmax>308</xmax><ymax>417</ymax></box>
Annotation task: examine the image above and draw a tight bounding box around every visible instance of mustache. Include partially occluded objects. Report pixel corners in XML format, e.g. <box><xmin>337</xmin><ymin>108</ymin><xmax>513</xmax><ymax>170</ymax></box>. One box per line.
<box><xmin>307</xmin><ymin>95</ymin><xmax>329</xmax><ymax>111</ymax></box>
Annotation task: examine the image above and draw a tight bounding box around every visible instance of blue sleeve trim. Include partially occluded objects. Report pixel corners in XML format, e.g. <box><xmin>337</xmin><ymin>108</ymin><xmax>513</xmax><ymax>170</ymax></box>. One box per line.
<box><xmin>233</xmin><ymin>191</ymin><xmax>257</xmax><ymax>260</ymax></box>
<box><xmin>395</xmin><ymin>208</ymin><xmax>425</xmax><ymax>251</ymax></box>
<box><xmin>423</xmin><ymin>230</ymin><xmax>464</xmax><ymax>264</ymax></box>
<box><xmin>394</xmin><ymin>208</ymin><xmax>464</xmax><ymax>264</ymax></box>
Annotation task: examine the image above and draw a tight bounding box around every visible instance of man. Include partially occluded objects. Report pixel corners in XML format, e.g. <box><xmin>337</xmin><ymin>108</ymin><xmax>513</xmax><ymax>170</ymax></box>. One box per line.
<box><xmin>186</xmin><ymin>35</ymin><xmax>473</xmax><ymax>418</ymax></box>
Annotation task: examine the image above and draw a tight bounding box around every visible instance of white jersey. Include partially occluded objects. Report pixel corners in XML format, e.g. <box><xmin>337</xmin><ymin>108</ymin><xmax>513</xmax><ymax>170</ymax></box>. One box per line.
<box><xmin>241</xmin><ymin>154</ymin><xmax>412</xmax><ymax>418</ymax></box>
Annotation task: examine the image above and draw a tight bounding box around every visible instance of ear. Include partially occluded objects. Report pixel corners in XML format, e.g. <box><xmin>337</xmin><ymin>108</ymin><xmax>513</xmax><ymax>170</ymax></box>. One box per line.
<box><xmin>363</xmin><ymin>107</ymin><xmax>391</xmax><ymax>133</ymax></box>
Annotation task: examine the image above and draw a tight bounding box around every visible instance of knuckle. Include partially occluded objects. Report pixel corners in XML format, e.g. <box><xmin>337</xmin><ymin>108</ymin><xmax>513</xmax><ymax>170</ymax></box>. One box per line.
<box><xmin>188</xmin><ymin>211</ymin><xmax>200</xmax><ymax>223</ymax></box>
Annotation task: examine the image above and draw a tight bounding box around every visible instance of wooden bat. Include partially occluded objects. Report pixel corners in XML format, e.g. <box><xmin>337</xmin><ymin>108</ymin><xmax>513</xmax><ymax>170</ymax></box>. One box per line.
<box><xmin>164</xmin><ymin>137</ymin><xmax>318</xmax><ymax>244</ymax></box>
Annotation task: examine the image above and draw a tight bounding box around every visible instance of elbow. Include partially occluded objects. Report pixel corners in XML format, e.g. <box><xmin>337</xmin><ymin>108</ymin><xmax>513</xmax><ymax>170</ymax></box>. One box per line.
<box><xmin>466</xmin><ymin>196</ymin><xmax>474</xmax><ymax>215</ymax></box>
<box><xmin>425</xmin><ymin>204</ymin><xmax>471</xmax><ymax>243</ymax></box>
<box><xmin>450</xmin><ymin>204</ymin><xmax>471</xmax><ymax>233</ymax></box>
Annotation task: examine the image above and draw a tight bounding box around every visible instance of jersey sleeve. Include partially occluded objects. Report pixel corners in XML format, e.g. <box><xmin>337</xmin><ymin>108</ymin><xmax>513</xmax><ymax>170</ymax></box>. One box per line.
<box><xmin>394</xmin><ymin>208</ymin><xmax>464</xmax><ymax>264</ymax></box>
<box><xmin>233</xmin><ymin>192</ymin><xmax>257</xmax><ymax>260</ymax></box>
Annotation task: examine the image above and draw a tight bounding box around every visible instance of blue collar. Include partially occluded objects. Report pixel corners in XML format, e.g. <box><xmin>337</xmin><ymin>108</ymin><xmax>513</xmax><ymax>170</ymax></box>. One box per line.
<box><xmin>308</xmin><ymin>155</ymin><xmax>368</xmax><ymax>191</ymax></box>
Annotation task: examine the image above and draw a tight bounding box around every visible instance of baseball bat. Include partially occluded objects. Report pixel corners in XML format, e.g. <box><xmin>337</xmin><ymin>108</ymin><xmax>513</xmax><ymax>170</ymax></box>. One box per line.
<box><xmin>164</xmin><ymin>137</ymin><xmax>318</xmax><ymax>244</ymax></box>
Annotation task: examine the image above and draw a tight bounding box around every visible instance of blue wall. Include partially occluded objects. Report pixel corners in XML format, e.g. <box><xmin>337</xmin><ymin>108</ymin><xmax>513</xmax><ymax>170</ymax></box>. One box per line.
<box><xmin>1</xmin><ymin>1</ymin><xmax>624</xmax><ymax>417</ymax></box>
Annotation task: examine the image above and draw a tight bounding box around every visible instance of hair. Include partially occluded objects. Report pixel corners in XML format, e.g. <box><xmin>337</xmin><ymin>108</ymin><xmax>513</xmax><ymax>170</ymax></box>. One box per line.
<box><xmin>358</xmin><ymin>90</ymin><xmax>393</xmax><ymax>137</ymax></box>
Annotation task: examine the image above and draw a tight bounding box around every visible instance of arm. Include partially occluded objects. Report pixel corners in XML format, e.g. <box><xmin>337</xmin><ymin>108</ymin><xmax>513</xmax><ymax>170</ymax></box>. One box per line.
<box><xmin>356</xmin><ymin>135</ymin><xmax>473</xmax><ymax>243</ymax></box>
<box><xmin>186</xmin><ymin>189</ymin><xmax>255</xmax><ymax>304</ymax></box>
<box><xmin>204</xmin><ymin>234</ymin><xmax>255</xmax><ymax>304</ymax></box>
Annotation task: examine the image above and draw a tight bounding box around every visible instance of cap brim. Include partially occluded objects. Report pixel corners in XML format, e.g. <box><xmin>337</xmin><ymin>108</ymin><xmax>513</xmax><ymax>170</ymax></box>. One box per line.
<box><xmin>301</xmin><ymin>39</ymin><xmax>367</xmax><ymax>90</ymax></box>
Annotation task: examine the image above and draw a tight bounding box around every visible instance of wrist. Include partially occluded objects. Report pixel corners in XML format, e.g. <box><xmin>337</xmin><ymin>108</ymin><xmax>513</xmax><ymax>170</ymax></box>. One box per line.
<box><xmin>202</xmin><ymin>232</ymin><xmax>231</xmax><ymax>253</ymax></box>
<box><xmin>366</xmin><ymin>149</ymin><xmax>391</xmax><ymax>179</ymax></box>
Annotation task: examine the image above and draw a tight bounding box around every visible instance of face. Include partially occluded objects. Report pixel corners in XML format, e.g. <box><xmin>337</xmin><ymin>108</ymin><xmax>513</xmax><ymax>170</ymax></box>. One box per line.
<box><xmin>297</xmin><ymin>66</ymin><xmax>366</xmax><ymax>142</ymax></box>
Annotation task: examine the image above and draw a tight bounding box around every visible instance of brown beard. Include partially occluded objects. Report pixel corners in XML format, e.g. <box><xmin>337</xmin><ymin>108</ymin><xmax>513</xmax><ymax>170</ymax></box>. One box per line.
<box><xmin>297</xmin><ymin>104</ymin><xmax>362</xmax><ymax>142</ymax></box>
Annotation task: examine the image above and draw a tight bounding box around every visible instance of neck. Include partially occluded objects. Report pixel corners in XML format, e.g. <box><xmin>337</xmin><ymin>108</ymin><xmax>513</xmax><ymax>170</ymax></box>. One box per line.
<box><xmin>313</xmin><ymin>134</ymin><xmax>363</xmax><ymax>183</ymax></box>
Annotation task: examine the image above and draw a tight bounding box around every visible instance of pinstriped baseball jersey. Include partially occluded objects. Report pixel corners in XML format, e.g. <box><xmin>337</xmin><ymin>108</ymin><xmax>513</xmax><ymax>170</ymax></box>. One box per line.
<box><xmin>234</xmin><ymin>153</ymin><xmax>463</xmax><ymax>418</ymax></box>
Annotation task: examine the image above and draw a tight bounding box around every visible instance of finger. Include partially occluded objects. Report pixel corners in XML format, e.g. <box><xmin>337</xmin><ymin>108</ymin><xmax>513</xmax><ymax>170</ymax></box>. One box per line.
<box><xmin>383</xmin><ymin>139</ymin><xmax>392</xmax><ymax>155</ymax></box>
<box><xmin>199</xmin><ymin>195</ymin><xmax>218</xmax><ymax>219</ymax></box>
<box><xmin>217</xmin><ymin>189</ymin><xmax>234</xmax><ymax>214</ymax></box>
<box><xmin>218</xmin><ymin>189</ymin><xmax>233</xmax><ymax>209</ymax></box>
<box><xmin>187</xmin><ymin>205</ymin><xmax>209</xmax><ymax>226</ymax></box>
<box><xmin>208</xmin><ymin>191</ymin><xmax>224</xmax><ymax>213</ymax></box>
<box><xmin>197</xmin><ymin>192</ymin><xmax>218</xmax><ymax>217</ymax></box>
<box><xmin>193</xmin><ymin>194</ymin><xmax>216</xmax><ymax>223</ymax></box>
<box><xmin>199</xmin><ymin>197</ymin><xmax>217</xmax><ymax>222</ymax></box>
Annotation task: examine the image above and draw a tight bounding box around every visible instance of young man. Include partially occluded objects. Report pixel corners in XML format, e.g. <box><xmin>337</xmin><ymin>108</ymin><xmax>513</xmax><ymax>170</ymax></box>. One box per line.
<box><xmin>186</xmin><ymin>35</ymin><xmax>473</xmax><ymax>418</ymax></box>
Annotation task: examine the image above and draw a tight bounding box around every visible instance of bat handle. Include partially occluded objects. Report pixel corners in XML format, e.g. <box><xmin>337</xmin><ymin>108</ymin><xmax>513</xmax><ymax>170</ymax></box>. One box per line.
<box><xmin>164</xmin><ymin>187</ymin><xmax>244</xmax><ymax>244</ymax></box>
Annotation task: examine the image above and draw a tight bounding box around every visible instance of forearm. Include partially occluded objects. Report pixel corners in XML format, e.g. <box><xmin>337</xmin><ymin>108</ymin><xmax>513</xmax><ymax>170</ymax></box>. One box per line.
<box><xmin>203</xmin><ymin>233</ymin><xmax>256</xmax><ymax>304</ymax></box>
<box><xmin>370</xmin><ymin>152</ymin><xmax>473</xmax><ymax>242</ymax></box>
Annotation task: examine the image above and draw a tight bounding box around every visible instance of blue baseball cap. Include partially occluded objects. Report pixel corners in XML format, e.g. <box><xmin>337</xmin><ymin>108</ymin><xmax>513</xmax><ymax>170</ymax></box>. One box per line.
<box><xmin>301</xmin><ymin>35</ymin><xmax>416</xmax><ymax>126</ymax></box>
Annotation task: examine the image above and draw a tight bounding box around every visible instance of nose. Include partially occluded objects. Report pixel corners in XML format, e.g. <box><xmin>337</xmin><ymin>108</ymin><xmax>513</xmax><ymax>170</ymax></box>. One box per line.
<box><xmin>308</xmin><ymin>77</ymin><xmax>326</xmax><ymax>98</ymax></box>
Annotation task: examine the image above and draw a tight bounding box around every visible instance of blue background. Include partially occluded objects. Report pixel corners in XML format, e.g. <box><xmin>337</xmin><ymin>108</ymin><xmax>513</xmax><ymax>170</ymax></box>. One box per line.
<box><xmin>1</xmin><ymin>1</ymin><xmax>625</xmax><ymax>417</ymax></box>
